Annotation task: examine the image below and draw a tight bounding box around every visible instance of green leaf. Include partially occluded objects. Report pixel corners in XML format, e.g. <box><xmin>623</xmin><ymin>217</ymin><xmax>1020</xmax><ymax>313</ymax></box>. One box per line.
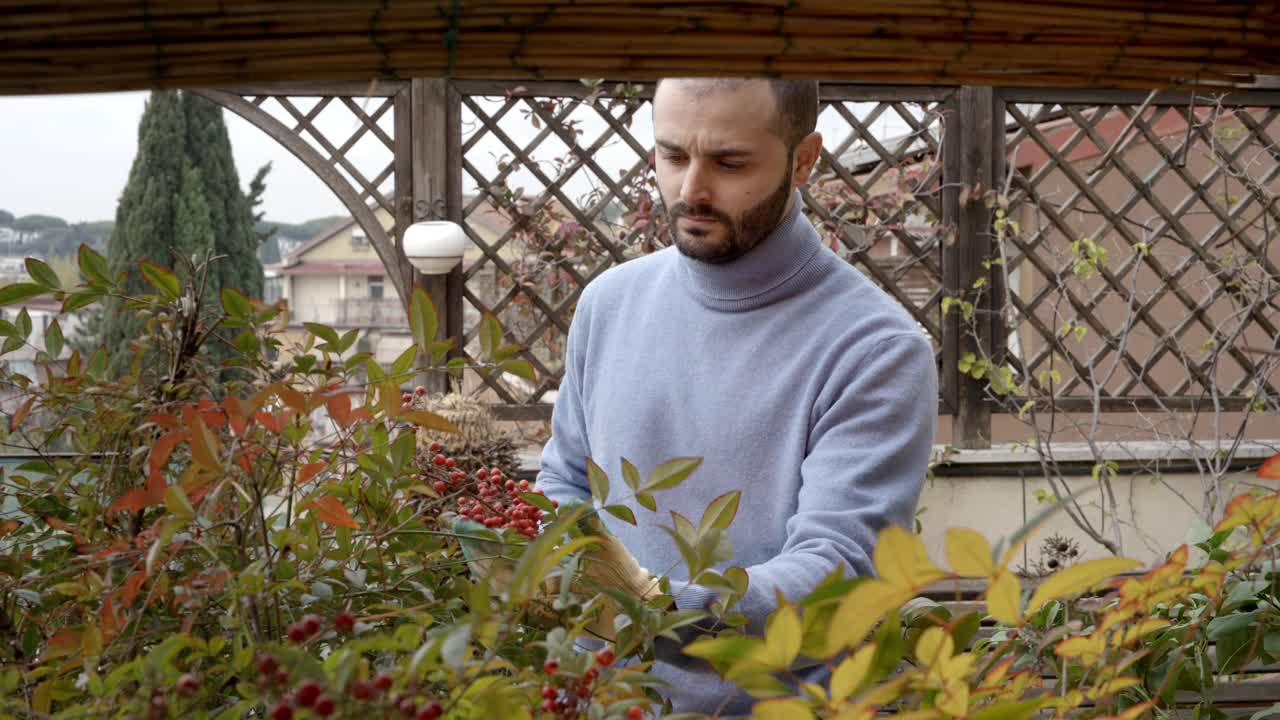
<box><xmin>479</xmin><ymin>311</ymin><xmax>503</xmax><ymax>360</ymax></box>
<box><xmin>635</xmin><ymin>492</ymin><xmax>656</xmax><ymax>512</ymax></box>
<box><xmin>1</xmin><ymin>335</ymin><xmax>22</xmax><ymax>356</ymax></box>
<box><xmin>88</xmin><ymin>345</ymin><xmax>107</xmax><ymax>376</ymax></box>
<box><xmin>0</xmin><ymin>283</ymin><xmax>48</xmax><ymax>307</ymax></box>
<box><xmin>499</xmin><ymin>357</ymin><xmax>536</xmax><ymax>382</ymax></box>
<box><xmin>221</xmin><ymin>287</ymin><xmax>252</xmax><ymax>317</ymax></box>
<box><xmin>699</xmin><ymin>490</ymin><xmax>741</xmax><ymax>533</ymax></box>
<box><xmin>390</xmin><ymin>344</ymin><xmax>418</xmax><ymax>378</ymax></box>
<box><xmin>603</xmin><ymin>504</ymin><xmax>636</xmax><ymax>525</ymax></box>
<box><xmin>25</xmin><ymin>258</ymin><xmax>59</xmax><ymax>289</ymax></box>
<box><xmin>164</xmin><ymin>486</ymin><xmax>195</xmax><ymax>520</ymax></box>
<box><xmin>138</xmin><ymin>261</ymin><xmax>179</xmax><ymax>300</ymax></box>
<box><xmin>43</xmin><ymin>320</ymin><xmax>62</xmax><ymax>359</ymax></box>
<box><xmin>17</xmin><ymin>308</ymin><xmax>30</xmax><ymax>339</ymax></box>
<box><xmin>409</xmin><ymin>288</ymin><xmax>438</xmax><ymax>354</ymax></box>
<box><xmin>586</xmin><ymin>457</ymin><xmax>609</xmax><ymax>503</ymax></box>
<box><xmin>643</xmin><ymin>457</ymin><xmax>702</xmax><ymax>493</ymax></box>
<box><xmin>77</xmin><ymin>244</ymin><xmax>109</xmax><ymax>286</ymax></box>
<box><xmin>1207</xmin><ymin>610</ymin><xmax>1260</xmax><ymax>641</ymax></box>
<box><xmin>337</xmin><ymin>329</ymin><xmax>359</xmax><ymax>354</ymax></box>
<box><xmin>520</xmin><ymin>492</ymin><xmax>554</xmax><ymax>513</ymax></box>
<box><xmin>304</xmin><ymin>322</ymin><xmax>340</xmax><ymax>346</ymax></box>
<box><xmin>969</xmin><ymin>699</ymin><xmax>1045</xmax><ymax>720</ymax></box>
<box><xmin>621</xmin><ymin>458</ymin><xmax>641</xmax><ymax>491</ymax></box>
<box><xmin>61</xmin><ymin>290</ymin><xmax>99</xmax><ymax>313</ymax></box>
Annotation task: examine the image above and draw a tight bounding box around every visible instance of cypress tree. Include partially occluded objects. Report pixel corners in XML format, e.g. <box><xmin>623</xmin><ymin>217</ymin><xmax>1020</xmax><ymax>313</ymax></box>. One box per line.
<box><xmin>77</xmin><ymin>90</ymin><xmax>266</xmax><ymax>378</ymax></box>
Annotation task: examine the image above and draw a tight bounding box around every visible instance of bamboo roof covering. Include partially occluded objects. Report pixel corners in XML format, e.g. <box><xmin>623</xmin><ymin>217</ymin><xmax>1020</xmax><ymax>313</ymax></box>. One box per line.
<box><xmin>3</xmin><ymin>1</ymin><xmax>1280</xmax><ymax>95</ymax></box>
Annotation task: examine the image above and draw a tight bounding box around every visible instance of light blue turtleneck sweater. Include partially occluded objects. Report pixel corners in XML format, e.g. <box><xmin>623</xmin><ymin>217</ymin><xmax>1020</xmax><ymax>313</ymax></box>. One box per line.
<box><xmin>536</xmin><ymin>194</ymin><xmax>938</xmax><ymax>714</ymax></box>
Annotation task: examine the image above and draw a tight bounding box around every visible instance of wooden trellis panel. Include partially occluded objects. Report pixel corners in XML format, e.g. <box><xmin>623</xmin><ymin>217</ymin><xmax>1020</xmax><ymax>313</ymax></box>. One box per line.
<box><xmin>1001</xmin><ymin>88</ymin><xmax>1280</xmax><ymax>412</ymax></box>
<box><xmin>451</xmin><ymin>81</ymin><xmax>955</xmax><ymax>417</ymax></box>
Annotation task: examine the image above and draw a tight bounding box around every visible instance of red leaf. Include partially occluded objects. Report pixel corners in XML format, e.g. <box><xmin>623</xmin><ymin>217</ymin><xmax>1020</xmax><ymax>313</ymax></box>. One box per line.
<box><xmin>108</xmin><ymin>487</ymin><xmax>163</xmax><ymax>514</ymax></box>
<box><xmin>255</xmin><ymin>411</ymin><xmax>281</xmax><ymax>435</ymax></box>
<box><xmin>148</xmin><ymin>431</ymin><xmax>187</xmax><ymax>492</ymax></box>
<box><xmin>276</xmin><ymin>385</ymin><xmax>307</xmax><ymax>413</ymax></box>
<box><xmin>10</xmin><ymin>397</ymin><xmax>33</xmax><ymax>431</ymax></box>
<box><xmin>46</xmin><ymin>630</ymin><xmax>81</xmax><ymax>659</ymax></box>
<box><xmin>306</xmin><ymin>495</ymin><xmax>360</xmax><ymax>529</ymax></box>
<box><xmin>146</xmin><ymin>412</ymin><xmax>179</xmax><ymax>430</ymax></box>
<box><xmin>326</xmin><ymin>393</ymin><xmax>353</xmax><ymax>429</ymax></box>
<box><xmin>1258</xmin><ymin>453</ymin><xmax>1280</xmax><ymax>480</ymax></box>
<box><xmin>121</xmin><ymin>571</ymin><xmax>146</xmax><ymax>606</ymax></box>
<box><xmin>100</xmin><ymin>596</ymin><xmax>120</xmax><ymax>638</ymax></box>
<box><xmin>297</xmin><ymin>461</ymin><xmax>326</xmax><ymax>487</ymax></box>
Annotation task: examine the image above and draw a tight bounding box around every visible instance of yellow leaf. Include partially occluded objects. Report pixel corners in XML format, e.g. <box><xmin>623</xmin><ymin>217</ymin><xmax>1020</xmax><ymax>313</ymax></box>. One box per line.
<box><xmin>752</xmin><ymin>604</ymin><xmax>802</xmax><ymax>671</ymax></box>
<box><xmin>936</xmin><ymin>679</ymin><xmax>970</xmax><ymax>717</ymax></box>
<box><xmin>164</xmin><ymin>485</ymin><xmax>195</xmax><ymax>520</ymax></box>
<box><xmin>945</xmin><ymin>528</ymin><xmax>994</xmax><ymax>577</ymax></box>
<box><xmin>1055</xmin><ymin>634</ymin><xmax>1105</xmax><ymax>666</ymax></box>
<box><xmin>1118</xmin><ymin>618</ymin><xmax>1170</xmax><ymax>646</ymax></box>
<box><xmin>825</xmin><ymin>579</ymin><xmax>913</xmax><ymax>656</ymax></box>
<box><xmin>1087</xmin><ymin>676</ymin><xmax>1141</xmax><ymax>700</ymax></box>
<box><xmin>914</xmin><ymin>626</ymin><xmax>955</xmax><ymax>669</ymax></box>
<box><xmin>980</xmin><ymin>657</ymin><xmax>1014</xmax><ymax>688</ymax></box>
<box><xmin>751</xmin><ymin>697</ymin><xmax>815</xmax><ymax>720</ymax></box>
<box><xmin>830</xmin><ymin>644</ymin><xmax>876</xmax><ymax>702</ymax></box>
<box><xmin>986</xmin><ymin>570</ymin><xmax>1021</xmax><ymax>625</ymax></box>
<box><xmin>188</xmin><ymin>415</ymin><xmax>220</xmax><ymax>470</ymax></box>
<box><xmin>874</xmin><ymin>526</ymin><xmax>945</xmax><ymax>590</ymax></box>
<box><xmin>1026</xmin><ymin>557</ymin><xmax>1140</xmax><ymax>614</ymax></box>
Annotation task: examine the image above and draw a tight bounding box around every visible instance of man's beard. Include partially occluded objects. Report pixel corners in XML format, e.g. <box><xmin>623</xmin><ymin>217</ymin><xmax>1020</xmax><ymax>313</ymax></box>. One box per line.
<box><xmin>664</xmin><ymin>160</ymin><xmax>794</xmax><ymax>265</ymax></box>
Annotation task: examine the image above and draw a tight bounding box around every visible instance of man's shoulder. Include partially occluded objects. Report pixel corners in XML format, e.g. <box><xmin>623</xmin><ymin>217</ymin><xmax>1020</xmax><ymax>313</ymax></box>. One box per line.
<box><xmin>579</xmin><ymin>247</ymin><xmax>676</xmax><ymax>307</ymax></box>
<box><xmin>816</xmin><ymin>252</ymin><xmax>927</xmax><ymax>340</ymax></box>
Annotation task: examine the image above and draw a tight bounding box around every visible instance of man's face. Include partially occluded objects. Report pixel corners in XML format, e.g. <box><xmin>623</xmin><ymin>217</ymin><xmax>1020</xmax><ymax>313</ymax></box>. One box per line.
<box><xmin>652</xmin><ymin>80</ymin><xmax>799</xmax><ymax>265</ymax></box>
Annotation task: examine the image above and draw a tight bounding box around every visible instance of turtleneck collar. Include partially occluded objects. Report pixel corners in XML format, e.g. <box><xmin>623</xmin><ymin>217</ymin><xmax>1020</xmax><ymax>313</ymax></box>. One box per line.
<box><xmin>676</xmin><ymin>191</ymin><xmax>824</xmax><ymax>311</ymax></box>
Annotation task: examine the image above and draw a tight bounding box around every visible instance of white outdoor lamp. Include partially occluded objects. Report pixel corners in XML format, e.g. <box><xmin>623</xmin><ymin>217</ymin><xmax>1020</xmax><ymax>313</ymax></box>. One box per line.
<box><xmin>402</xmin><ymin>220</ymin><xmax>467</xmax><ymax>274</ymax></box>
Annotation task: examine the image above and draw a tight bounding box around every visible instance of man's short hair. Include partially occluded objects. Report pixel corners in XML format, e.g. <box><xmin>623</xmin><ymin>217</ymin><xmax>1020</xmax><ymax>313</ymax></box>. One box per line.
<box><xmin>655</xmin><ymin>78</ymin><xmax>819</xmax><ymax>149</ymax></box>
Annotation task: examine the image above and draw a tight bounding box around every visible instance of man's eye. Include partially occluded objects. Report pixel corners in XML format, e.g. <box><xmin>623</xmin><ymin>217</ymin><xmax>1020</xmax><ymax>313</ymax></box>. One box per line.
<box><xmin>719</xmin><ymin>161</ymin><xmax>744</xmax><ymax>170</ymax></box>
<box><xmin>661</xmin><ymin>154</ymin><xmax>686</xmax><ymax>164</ymax></box>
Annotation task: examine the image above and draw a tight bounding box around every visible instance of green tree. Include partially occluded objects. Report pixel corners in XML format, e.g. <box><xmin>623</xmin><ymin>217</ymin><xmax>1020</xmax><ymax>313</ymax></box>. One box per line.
<box><xmin>78</xmin><ymin>90</ymin><xmax>266</xmax><ymax>376</ymax></box>
<box><xmin>0</xmin><ymin>209</ymin><xmax>13</xmax><ymax>225</ymax></box>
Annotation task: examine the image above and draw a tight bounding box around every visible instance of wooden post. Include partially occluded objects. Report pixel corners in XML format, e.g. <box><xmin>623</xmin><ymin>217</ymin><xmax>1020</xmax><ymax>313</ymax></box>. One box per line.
<box><xmin>942</xmin><ymin>86</ymin><xmax>1003</xmax><ymax>449</ymax></box>
<box><xmin>407</xmin><ymin>77</ymin><xmax>463</xmax><ymax>394</ymax></box>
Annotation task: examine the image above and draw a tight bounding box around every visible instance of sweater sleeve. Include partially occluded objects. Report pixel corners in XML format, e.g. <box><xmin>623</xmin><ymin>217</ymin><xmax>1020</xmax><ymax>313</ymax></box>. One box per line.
<box><xmin>534</xmin><ymin>287</ymin><xmax>595</xmax><ymax>506</ymax></box>
<box><xmin>666</xmin><ymin>332</ymin><xmax>938</xmax><ymax>636</ymax></box>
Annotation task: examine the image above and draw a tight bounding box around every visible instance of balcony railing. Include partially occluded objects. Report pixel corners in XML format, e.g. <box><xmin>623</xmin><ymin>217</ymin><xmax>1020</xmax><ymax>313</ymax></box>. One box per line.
<box><xmin>288</xmin><ymin>298</ymin><xmax>407</xmax><ymax>328</ymax></box>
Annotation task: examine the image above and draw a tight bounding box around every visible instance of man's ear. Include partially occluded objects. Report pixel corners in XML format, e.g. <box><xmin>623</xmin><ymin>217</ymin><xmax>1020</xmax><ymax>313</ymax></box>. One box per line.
<box><xmin>791</xmin><ymin>131</ymin><xmax>824</xmax><ymax>187</ymax></box>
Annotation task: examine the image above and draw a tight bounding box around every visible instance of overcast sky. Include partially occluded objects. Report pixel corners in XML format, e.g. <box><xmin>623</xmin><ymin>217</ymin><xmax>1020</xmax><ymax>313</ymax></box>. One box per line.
<box><xmin>0</xmin><ymin>90</ymin><xmax>350</xmax><ymax>224</ymax></box>
<box><xmin>0</xmin><ymin>89</ymin><xmax>918</xmax><ymax>227</ymax></box>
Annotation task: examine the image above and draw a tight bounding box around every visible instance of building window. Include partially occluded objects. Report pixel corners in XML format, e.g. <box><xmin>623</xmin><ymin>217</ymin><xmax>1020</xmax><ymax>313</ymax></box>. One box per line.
<box><xmin>351</xmin><ymin>229</ymin><xmax>370</xmax><ymax>249</ymax></box>
<box><xmin>368</xmin><ymin>275</ymin><xmax>384</xmax><ymax>299</ymax></box>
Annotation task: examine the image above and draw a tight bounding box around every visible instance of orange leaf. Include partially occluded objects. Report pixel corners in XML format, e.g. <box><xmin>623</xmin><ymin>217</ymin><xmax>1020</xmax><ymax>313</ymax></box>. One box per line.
<box><xmin>45</xmin><ymin>629</ymin><xmax>81</xmax><ymax>659</ymax></box>
<box><xmin>297</xmin><ymin>462</ymin><xmax>326</xmax><ymax>487</ymax></box>
<box><xmin>146</xmin><ymin>412</ymin><xmax>179</xmax><ymax>430</ymax></box>
<box><xmin>1259</xmin><ymin>453</ymin><xmax>1280</xmax><ymax>480</ymax></box>
<box><xmin>188</xmin><ymin>416</ymin><xmax>220</xmax><ymax>471</ymax></box>
<box><xmin>108</xmin><ymin>487</ymin><xmax>163</xmax><ymax>514</ymax></box>
<box><xmin>10</xmin><ymin>397</ymin><xmax>33</xmax><ymax>431</ymax></box>
<box><xmin>326</xmin><ymin>392</ymin><xmax>353</xmax><ymax>429</ymax></box>
<box><xmin>148</xmin><ymin>431</ymin><xmax>188</xmax><ymax>492</ymax></box>
<box><xmin>276</xmin><ymin>385</ymin><xmax>307</xmax><ymax>413</ymax></box>
<box><xmin>307</xmin><ymin>495</ymin><xmax>360</xmax><ymax>529</ymax></box>
<box><xmin>121</xmin><ymin>571</ymin><xmax>147</xmax><ymax>606</ymax></box>
<box><xmin>255</xmin><ymin>411</ymin><xmax>281</xmax><ymax>435</ymax></box>
<box><xmin>100</xmin><ymin>597</ymin><xmax>120</xmax><ymax>638</ymax></box>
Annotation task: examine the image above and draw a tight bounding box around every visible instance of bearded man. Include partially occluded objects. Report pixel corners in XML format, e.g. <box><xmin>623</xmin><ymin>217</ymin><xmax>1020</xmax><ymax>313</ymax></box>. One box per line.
<box><xmin>534</xmin><ymin>77</ymin><xmax>938</xmax><ymax>714</ymax></box>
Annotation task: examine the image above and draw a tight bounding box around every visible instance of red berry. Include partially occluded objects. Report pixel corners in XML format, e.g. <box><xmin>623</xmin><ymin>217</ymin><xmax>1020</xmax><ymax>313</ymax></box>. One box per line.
<box><xmin>543</xmin><ymin>659</ymin><xmax>558</xmax><ymax>675</ymax></box>
<box><xmin>351</xmin><ymin>679</ymin><xmax>373</xmax><ymax>700</ymax></box>
<box><xmin>256</xmin><ymin>653</ymin><xmax>279</xmax><ymax>676</ymax></box>
<box><xmin>432</xmin><ymin>454</ymin><xmax>446</xmax><ymax>466</ymax></box>
<box><xmin>398</xmin><ymin>697</ymin><xmax>418</xmax><ymax>717</ymax></box>
<box><xmin>519</xmin><ymin>479</ymin><xmax>530</xmax><ymax>490</ymax></box>
<box><xmin>504</xmin><ymin>480</ymin><xmax>516</xmax><ymax>493</ymax></box>
<box><xmin>444</xmin><ymin>457</ymin><xmax>456</xmax><ymax>469</ymax></box>
<box><xmin>296</xmin><ymin>680</ymin><xmax>322</xmax><ymax>707</ymax></box>
<box><xmin>576</xmin><ymin>684</ymin><xmax>590</xmax><ymax>698</ymax></box>
<box><xmin>374</xmin><ymin>673</ymin><xmax>394</xmax><ymax>691</ymax></box>
<box><xmin>476</xmin><ymin>469</ymin><xmax>489</xmax><ymax>480</ymax></box>
<box><xmin>302</xmin><ymin>614</ymin><xmax>322</xmax><ymax>636</ymax></box>
<box><xmin>149</xmin><ymin>696</ymin><xmax>168</xmax><ymax>720</ymax></box>
<box><xmin>271</xmin><ymin>703</ymin><xmax>293</xmax><ymax>720</ymax></box>
<box><xmin>177</xmin><ymin>673</ymin><xmax>200</xmax><ymax>696</ymax></box>
<box><xmin>627</xmin><ymin>707</ymin><xmax>645</xmax><ymax>720</ymax></box>
<box><xmin>287</xmin><ymin>623</ymin><xmax>307</xmax><ymax>644</ymax></box>
<box><xmin>401</xmin><ymin>393</ymin><xmax>413</xmax><ymax>404</ymax></box>
<box><xmin>595</xmin><ymin>648</ymin><xmax>615</xmax><ymax>667</ymax></box>
<box><xmin>334</xmin><ymin>611</ymin><xmax>356</xmax><ymax>633</ymax></box>
<box><xmin>583</xmin><ymin>667</ymin><xmax>599</xmax><ymax>684</ymax></box>
<box><xmin>541</xmin><ymin>684</ymin><xmax>558</xmax><ymax>700</ymax></box>
<box><xmin>415</xmin><ymin>386</ymin><xmax>427</xmax><ymax>396</ymax></box>
<box><xmin>429</xmin><ymin>441</ymin><xmax>442</xmax><ymax>453</ymax></box>
<box><xmin>314</xmin><ymin>695</ymin><xmax>336</xmax><ymax>717</ymax></box>
<box><xmin>541</xmin><ymin>698</ymin><xmax>555</xmax><ymax>712</ymax></box>
<box><xmin>417</xmin><ymin>702</ymin><xmax>443</xmax><ymax>720</ymax></box>
<box><xmin>274</xmin><ymin>669</ymin><xmax>290</xmax><ymax>686</ymax></box>
<box><xmin>433</xmin><ymin>481</ymin><xmax>447</xmax><ymax>494</ymax></box>
<box><xmin>490</xmin><ymin>468</ymin><xmax>503</xmax><ymax>479</ymax></box>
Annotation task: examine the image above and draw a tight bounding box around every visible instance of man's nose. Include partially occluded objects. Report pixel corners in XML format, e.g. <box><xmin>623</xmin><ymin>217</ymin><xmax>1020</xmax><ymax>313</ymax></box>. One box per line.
<box><xmin>679</xmin><ymin>160</ymin><xmax>712</xmax><ymax>207</ymax></box>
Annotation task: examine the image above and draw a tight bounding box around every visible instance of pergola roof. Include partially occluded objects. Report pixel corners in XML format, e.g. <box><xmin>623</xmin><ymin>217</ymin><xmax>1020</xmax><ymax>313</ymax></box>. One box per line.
<box><xmin>3</xmin><ymin>1</ymin><xmax>1280</xmax><ymax>95</ymax></box>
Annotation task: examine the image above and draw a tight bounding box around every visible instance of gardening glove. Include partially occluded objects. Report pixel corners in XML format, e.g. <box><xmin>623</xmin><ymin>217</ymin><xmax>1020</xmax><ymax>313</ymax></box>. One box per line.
<box><xmin>445</xmin><ymin>513</ymin><xmax>560</xmax><ymax>625</ymax></box>
<box><xmin>556</xmin><ymin>501</ymin><xmax>663</xmax><ymax>641</ymax></box>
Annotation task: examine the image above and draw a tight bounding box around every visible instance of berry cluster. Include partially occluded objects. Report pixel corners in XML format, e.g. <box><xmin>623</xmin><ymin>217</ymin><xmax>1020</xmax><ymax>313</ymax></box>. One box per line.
<box><xmin>537</xmin><ymin>648</ymin><xmax>643</xmax><ymax>719</ymax></box>
<box><xmin>283</xmin><ymin>611</ymin><xmax>354</xmax><ymax>645</ymax></box>
<box><xmin>254</xmin><ymin>655</ymin><xmax>447</xmax><ymax>720</ymax></box>
<box><xmin>417</xmin><ymin>441</ymin><xmax>555</xmax><ymax>539</ymax></box>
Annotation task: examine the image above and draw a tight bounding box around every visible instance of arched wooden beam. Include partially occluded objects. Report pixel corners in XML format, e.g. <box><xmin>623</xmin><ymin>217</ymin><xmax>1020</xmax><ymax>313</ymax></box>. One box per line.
<box><xmin>190</xmin><ymin>88</ymin><xmax>412</xmax><ymax>306</ymax></box>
